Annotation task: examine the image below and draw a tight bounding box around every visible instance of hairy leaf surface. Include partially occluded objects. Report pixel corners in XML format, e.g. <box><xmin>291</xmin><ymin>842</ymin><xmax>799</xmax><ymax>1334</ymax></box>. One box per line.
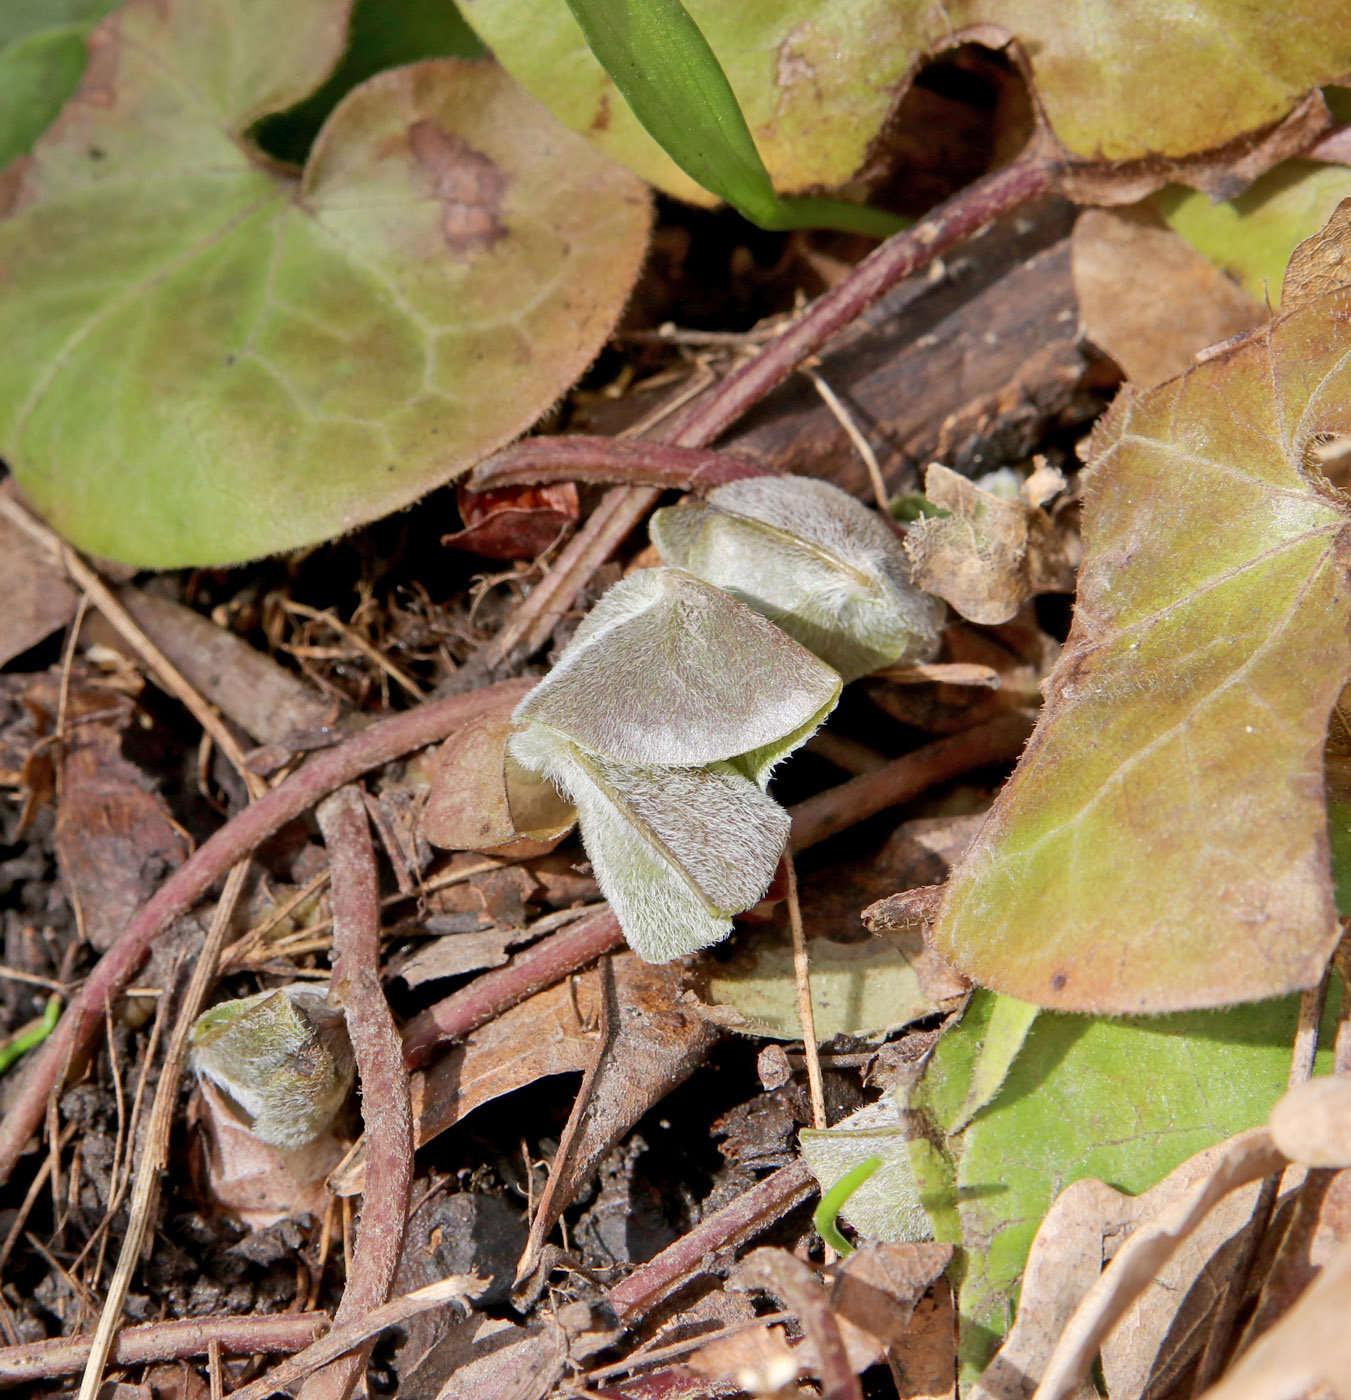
<box><xmin>933</xmin><ymin>293</ymin><xmax>1351</xmax><ymax>1013</ymax></box>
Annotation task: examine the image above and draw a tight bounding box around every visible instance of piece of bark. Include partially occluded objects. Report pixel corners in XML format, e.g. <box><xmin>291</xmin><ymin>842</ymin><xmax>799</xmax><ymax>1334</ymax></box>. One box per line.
<box><xmin>721</xmin><ymin>197</ymin><xmax>1098</xmax><ymax>493</ymax></box>
<box><xmin>111</xmin><ymin>587</ymin><xmax>335</xmax><ymax>745</ymax></box>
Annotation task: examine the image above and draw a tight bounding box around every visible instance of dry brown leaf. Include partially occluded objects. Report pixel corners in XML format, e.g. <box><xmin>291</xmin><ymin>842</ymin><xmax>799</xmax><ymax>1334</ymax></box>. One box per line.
<box><xmin>423</xmin><ymin>710</ymin><xmax>574</xmax><ymax>856</ymax></box>
<box><xmin>55</xmin><ymin>691</ymin><xmax>190</xmax><ymax>951</ymax></box>
<box><xmin>331</xmin><ymin>973</ymin><xmax>601</xmax><ymax>1197</ymax></box>
<box><xmin>520</xmin><ymin>954</ymin><xmax>721</xmax><ymax>1273</ymax></box>
<box><xmin>1196</xmin><ymin>1236</ymin><xmax>1351</xmax><ymax>1400</ymax></box>
<box><xmin>686</xmin><ymin>1323</ymin><xmax>802</xmax><ymax>1394</ymax></box>
<box><xmin>188</xmin><ymin>1077</ymin><xmax>344</xmax><ymax>1229</ymax></box>
<box><xmin>1283</xmin><ymin>197</ymin><xmax>1351</xmax><ymax>309</ymax></box>
<box><xmin>832</xmin><ymin>1242</ymin><xmax>955</xmax><ymax>1375</ymax></box>
<box><xmin>904</xmin><ymin>465</ymin><xmax>1073</xmax><ymax>626</ymax></box>
<box><xmin>1241</xmin><ymin>1168</ymin><xmax>1351</xmax><ymax>1353</ymax></box>
<box><xmin>1071</xmin><ymin>207</ymin><xmax>1266</xmax><ymax>385</ymax></box>
<box><xmin>1035</xmin><ymin>1129</ymin><xmax>1286</xmax><ymax>1400</ymax></box>
<box><xmin>1270</xmin><ymin>1075</ymin><xmax>1351</xmax><ymax>1167</ymax></box>
<box><xmin>0</xmin><ymin>506</ymin><xmax>77</xmax><ymax>667</ymax></box>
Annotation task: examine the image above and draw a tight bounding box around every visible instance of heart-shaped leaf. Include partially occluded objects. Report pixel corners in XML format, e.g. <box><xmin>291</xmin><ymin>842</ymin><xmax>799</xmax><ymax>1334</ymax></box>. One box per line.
<box><xmin>932</xmin><ymin>291</ymin><xmax>1351</xmax><ymax>1013</ymax></box>
<box><xmin>651</xmin><ymin>477</ymin><xmax>943</xmax><ymax>682</ymax></box>
<box><xmin>509</xmin><ymin>726</ymin><xmax>790</xmax><ymax>961</ymax></box>
<box><xmin>460</xmin><ymin>0</ymin><xmax>1351</xmax><ymax>202</ymax></box>
<box><xmin>0</xmin><ymin>0</ymin><xmax>649</xmax><ymax>566</ymax></box>
<box><xmin>514</xmin><ymin>567</ymin><xmax>842</xmax><ymax>775</ymax></box>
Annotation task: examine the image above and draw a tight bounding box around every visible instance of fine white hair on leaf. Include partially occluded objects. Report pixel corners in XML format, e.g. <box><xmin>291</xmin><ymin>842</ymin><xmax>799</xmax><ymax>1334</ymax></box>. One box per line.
<box><xmin>651</xmin><ymin>475</ymin><xmax>945</xmax><ymax>682</ymax></box>
<box><xmin>513</xmin><ymin>566</ymin><xmax>841</xmax><ymax>770</ymax></box>
<box><xmin>509</xmin><ymin>724</ymin><xmax>790</xmax><ymax>963</ymax></box>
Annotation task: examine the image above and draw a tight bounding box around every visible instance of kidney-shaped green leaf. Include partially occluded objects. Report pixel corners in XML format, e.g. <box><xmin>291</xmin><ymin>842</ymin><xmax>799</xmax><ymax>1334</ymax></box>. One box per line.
<box><xmin>0</xmin><ymin>0</ymin><xmax>649</xmax><ymax>565</ymax></box>
<box><xmin>933</xmin><ymin>291</ymin><xmax>1351</xmax><ymax>1014</ymax></box>
<box><xmin>460</xmin><ymin>0</ymin><xmax>1351</xmax><ymax>202</ymax></box>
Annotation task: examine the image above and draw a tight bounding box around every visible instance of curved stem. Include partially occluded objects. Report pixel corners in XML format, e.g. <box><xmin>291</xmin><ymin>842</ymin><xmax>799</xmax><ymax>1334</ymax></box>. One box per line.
<box><xmin>0</xmin><ymin>678</ymin><xmax>533</xmax><ymax>1187</ymax></box>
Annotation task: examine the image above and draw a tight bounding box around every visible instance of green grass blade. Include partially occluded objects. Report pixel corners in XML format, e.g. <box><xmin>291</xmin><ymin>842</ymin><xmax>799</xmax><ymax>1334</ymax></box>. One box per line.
<box><xmin>814</xmin><ymin>1154</ymin><xmax>883</xmax><ymax>1256</ymax></box>
<box><xmin>564</xmin><ymin>0</ymin><xmax>904</xmax><ymax>237</ymax></box>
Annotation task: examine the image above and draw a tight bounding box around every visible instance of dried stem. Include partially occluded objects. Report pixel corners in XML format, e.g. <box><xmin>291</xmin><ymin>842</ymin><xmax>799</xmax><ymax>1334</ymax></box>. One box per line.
<box><xmin>401</xmin><ymin>906</ymin><xmax>624</xmax><ymax>1067</ymax></box>
<box><xmin>789</xmin><ymin>711</ymin><xmax>1033</xmax><ymax>851</ymax></box>
<box><xmin>77</xmin><ymin>860</ymin><xmax>251</xmax><ymax>1400</ymax></box>
<box><xmin>666</xmin><ymin>159</ymin><xmax>1052</xmax><ymax>450</ymax></box>
<box><xmin>301</xmin><ymin>790</ymin><xmax>413</xmax><ymax>1400</ymax></box>
<box><xmin>784</xmin><ymin>856</ymin><xmax>826</xmax><ymax>1131</ymax></box>
<box><xmin>0</xmin><ymin>677</ymin><xmax>533</xmax><ymax>1187</ymax></box>
<box><xmin>469</xmin><ymin>438</ymin><xmax>770</xmax><ymax>493</ymax></box>
<box><xmin>0</xmin><ymin>1313</ymin><xmax>329</xmax><ymax>1388</ymax></box>
<box><xmin>603</xmin><ymin>1159</ymin><xmax>817</xmax><ymax>1323</ymax></box>
<box><xmin>0</xmin><ymin>495</ymin><xmax>266</xmax><ymax>801</ymax></box>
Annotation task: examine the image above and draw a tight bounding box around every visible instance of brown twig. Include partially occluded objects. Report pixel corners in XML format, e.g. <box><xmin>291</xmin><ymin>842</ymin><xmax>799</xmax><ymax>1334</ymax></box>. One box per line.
<box><xmin>0</xmin><ymin>494</ymin><xmax>267</xmax><ymax>802</ymax></box>
<box><xmin>665</xmin><ymin>158</ymin><xmax>1052</xmax><ymax>450</ymax></box>
<box><xmin>468</xmin><ymin>438</ymin><xmax>770</xmax><ymax>493</ymax></box>
<box><xmin>300</xmin><ymin>790</ymin><xmax>414</xmax><ymax>1400</ymax></box>
<box><xmin>221</xmin><ymin>1277</ymin><xmax>485</xmax><ymax>1400</ymax></box>
<box><xmin>0</xmin><ymin>1313</ymin><xmax>330</xmax><ymax>1389</ymax></box>
<box><xmin>604</xmin><ymin>1159</ymin><xmax>818</xmax><ymax>1324</ymax></box>
<box><xmin>0</xmin><ymin>677</ymin><xmax>533</xmax><ymax>1187</ymax></box>
<box><xmin>77</xmin><ymin>860</ymin><xmax>251</xmax><ymax>1400</ymax></box>
<box><xmin>400</xmin><ymin>907</ymin><xmax>624</xmax><ymax>1068</ymax></box>
<box><xmin>789</xmin><ymin>710</ymin><xmax>1033</xmax><ymax>851</ymax></box>
<box><xmin>784</xmin><ymin>856</ymin><xmax>826</xmax><ymax>1131</ymax></box>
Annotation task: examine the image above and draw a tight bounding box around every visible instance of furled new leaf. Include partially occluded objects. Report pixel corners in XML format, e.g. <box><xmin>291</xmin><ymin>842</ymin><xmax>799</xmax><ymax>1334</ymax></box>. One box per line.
<box><xmin>508</xmin><ymin>727</ymin><xmax>790</xmax><ymax>961</ymax></box>
<box><xmin>0</xmin><ymin>0</ymin><xmax>650</xmax><ymax>566</ymax></box>
<box><xmin>908</xmin><ymin>989</ymin><xmax>1340</xmax><ymax>1378</ymax></box>
<box><xmin>932</xmin><ymin>290</ymin><xmax>1351</xmax><ymax>1014</ymax></box>
<box><xmin>190</xmin><ymin>987</ymin><xmax>355</xmax><ymax>1148</ymax></box>
<box><xmin>513</xmin><ymin>567</ymin><xmax>842</xmax><ymax>777</ymax></box>
<box><xmin>651</xmin><ymin>477</ymin><xmax>943</xmax><ymax>683</ymax></box>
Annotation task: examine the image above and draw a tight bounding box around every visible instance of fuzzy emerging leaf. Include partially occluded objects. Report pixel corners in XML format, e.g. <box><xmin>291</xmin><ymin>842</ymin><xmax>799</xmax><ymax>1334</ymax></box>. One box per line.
<box><xmin>513</xmin><ymin>566</ymin><xmax>842</xmax><ymax>777</ymax></box>
<box><xmin>510</xmin><ymin>727</ymin><xmax>790</xmax><ymax>961</ymax></box>
<box><xmin>652</xmin><ymin>477</ymin><xmax>944</xmax><ymax>682</ymax></box>
<box><xmin>190</xmin><ymin>987</ymin><xmax>354</xmax><ymax>1148</ymax></box>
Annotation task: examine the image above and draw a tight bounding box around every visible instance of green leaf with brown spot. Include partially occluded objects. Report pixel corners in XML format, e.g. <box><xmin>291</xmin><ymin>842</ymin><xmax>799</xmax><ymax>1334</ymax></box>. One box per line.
<box><xmin>459</xmin><ymin>0</ymin><xmax>1351</xmax><ymax>203</ymax></box>
<box><xmin>932</xmin><ymin>292</ymin><xmax>1351</xmax><ymax>1014</ymax></box>
<box><xmin>0</xmin><ymin>0</ymin><xmax>649</xmax><ymax>566</ymax></box>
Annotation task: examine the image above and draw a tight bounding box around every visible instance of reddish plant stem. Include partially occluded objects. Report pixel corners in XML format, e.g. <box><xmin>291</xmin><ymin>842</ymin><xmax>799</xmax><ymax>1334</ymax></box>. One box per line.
<box><xmin>666</xmin><ymin>159</ymin><xmax>1052</xmax><ymax>450</ymax></box>
<box><xmin>468</xmin><ymin>437</ymin><xmax>771</xmax><ymax>493</ymax></box>
<box><xmin>303</xmin><ymin>790</ymin><xmax>413</xmax><ymax>1400</ymax></box>
<box><xmin>604</xmin><ymin>1159</ymin><xmax>817</xmax><ymax>1323</ymax></box>
<box><xmin>789</xmin><ymin>711</ymin><xmax>1034</xmax><ymax>852</ymax></box>
<box><xmin>401</xmin><ymin>907</ymin><xmax>623</xmax><ymax>1068</ymax></box>
<box><xmin>0</xmin><ymin>1314</ymin><xmax>329</xmax><ymax>1388</ymax></box>
<box><xmin>0</xmin><ymin>677</ymin><xmax>534</xmax><ymax>1187</ymax></box>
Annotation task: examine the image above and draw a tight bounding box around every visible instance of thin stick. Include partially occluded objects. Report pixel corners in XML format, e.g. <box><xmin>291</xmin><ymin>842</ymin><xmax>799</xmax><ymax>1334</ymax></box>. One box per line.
<box><xmin>0</xmin><ymin>677</ymin><xmax>533</xmax><ymax>1186</ymax></box>
<box><xmin>301</xmin><ymin>790</ymin><xmax>413</xmax><ymax>1400</ymax></box>
<box><xmin>1189</xmin><ymin>973</ymin><xmax>1331</xmax><ymax>1396</ymax></box>
<box><xmin>469</xmin><ymin>438</ymin><xmax>770</xmax><ymax>493</ymax></box>
<box><xmin>281</xmin><ymin>600</ymin><xmax>426</xmax><ymax>702</ymax></box>
<box><xmin>222</xmin><ymin>1278</ymin><xmax>484</xmax><ymax>1400</ymax></box>
<box><xmin>400</xmin><ymin>907</ymin><xmax>624</xmax><ymax>1067</ymax></box>
<box><xmin>0</xmin><ymin>495</ymin><xmax>266</xmax><ymax>801</ymax></box>
<box><xmin>803</xmin><ymin>365</ymin><xmax>890</xmax><ymax>516</ymax></box>
<box><xmin>603</xmin><ymin>1159</ymin><xmax>817</xmax><ymax>1323</ymax></box>
<box><xmin>77</xmin><ymin>860</ymin><xmax>251</xmax><ymax>1400</ymax></box>
<box><xmin>784</xmin><ymin>856</ymin><xmax>826</xmax><ymax>1131</ymax></box>
<box><xmin>789</xmin><ymin>711</ymin><xmax>1033</xmax><ymax>851</ymax></box>
<box><xmin>0</xmin><ymin>1313</ymin><xmax>329</xmax><ymax>1388</ymax></box>
<box><xmin>666</xmin><ymin>159</ymin><xmax>1052</xmax><ymax>450</ymax></box>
